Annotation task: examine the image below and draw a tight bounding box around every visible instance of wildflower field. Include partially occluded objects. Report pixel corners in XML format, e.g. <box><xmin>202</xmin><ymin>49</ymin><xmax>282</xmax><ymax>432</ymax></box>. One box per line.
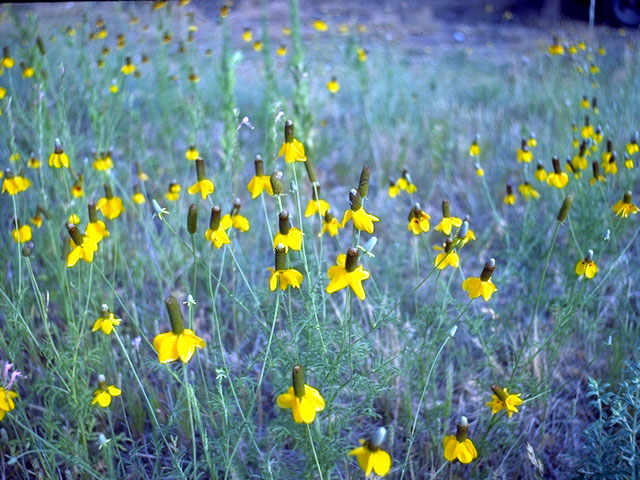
<box><xmin>1</xmin><ymin>0</ymin><xmax>640</xmax><ymax>478</ymax></box>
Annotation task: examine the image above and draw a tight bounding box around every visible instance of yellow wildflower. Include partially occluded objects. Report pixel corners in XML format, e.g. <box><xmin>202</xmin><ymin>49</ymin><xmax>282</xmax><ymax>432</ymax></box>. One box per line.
<box><xmin>278</xmin><ymin>120</ymin><xmax>306</xmax><ymax>163</ymax></box>
<box><xmin>304</xmin><ymin>187</ymin><xmax>330</xmax><ymax>217</ymax></box>
<box><xmin>92</xmin><ymin>375</ymin><xmax>121</xmax><ymax>408</ymax></box>
<box><xmin>242</xmin><ymin>28</ymin><xmax>253</xmax><ymax>42</ymax></box>
<box><xmin>433</xmin><ymin>238</ymin><xmax>460</xmax><ymax>270</ymax></box>
<box><xmin>187</xmin><ymin>158</ymin><xmax>215</xmax><ymax>199</ymax></box>
<box><xmin>273</xmin><ymin>211</ymin><xmax>303</xmax><ymax>251</ymax></box>
<box><xmin>96</xmin><ymin>184</ymin><xmax>125</xmax><ymax>219</ymax></box>
<box><xmin>486</xmin><ymin>384</ymin><xmax>524</xmax><ymax>418</ymax></box>
<box><xmin>435</xmin><ymin>200</ymin><xmax>462</xmax><ymax>235</ymax></box>
<box><xmin>276</xmin><ymin>365</ymin><xmax>325</xmax><ymax>423</ymax></box>
<box><xmin>341</xmin><ymin>189</ymin><xmax>379</xmax><ymax>234</ymax></box>
<box><xmin>326</xmin><ymin>249</ymin><xmax>370</xmax><ymax>301</ymax></box>
<box><xmin>547</xmin><ymin>157</ymin><xmax>569</xmax><ymax>189</ymax></box>
<box><xmin>121</xmin><ymin>56</ymin><xmax>135</xmax><ymax>75</ymax></box>
<box><xmin>320</xmin><ymin>211</ymin><xmax>341</xmax><ymax>237</ymax></box>
<box><xmin>612</xmin><ymin>191</ymin><xmax>639</xmax><ymax>218</ymax></box>
<box><xmin>326</xmin><ymin>77</ymin><xmax>340</xmax><ymax>94</ymax></box>
<box><xmin>519</xmin><ymin>181</ymin><xmax>539</xmax><ymax>199</ymax></box>
<box><xmin>66</xmin><ymin>223</ymin><xmax>98</xmax><ymax>267</ymax></box>
<box><xmin>575</xmin><ymin>250</ymin><xmax>598</xmax><ymax>279</ymax></box>
<box><xmin>166</xmin><ymin>182</ymin><xmax>181</xmax><ymax>202</ymax></box>
<box><xmin>48</xmin><ymin>138</ymin><xmax>70</xmax><ymax>168</ymax></box>
<box><xmin>86</xmin><ymin>202</ymin><xmax>110</xmax><ymax>243</ymax></box>
<box><xmin>462</xmin><ymin>259</ymin><xmax>497</xmax><ymax>301</ymax></box>
<box><xmin>153</xmin><ymin>296</ymin><xmax>206</xmax><ymax>364</ymax></box>
<box><xmin>92</xmin><ymin>305</ymin><xmax>121</xmax><ymax>335</ymax></box>
<box><xmin>443</xmin><ymin>417</ymin><xmax>478</xmax><ymax>464</ymax></box>
<box><xmin>311</xmin><ymin>20</ymin><xmax>329</xmax><ymax>32</ymax></box>
<box><xmin>407</xmin><ymin>203</ymin><xmax>430</xmax><ymax>235</ymax></box>
<box><xmin>268</xmin><ymin>244</ymin><xmax>303</xmax><ymax>291</ymax></box>
<box><xmin>12</xmin><ymin>223</ymin><xmax>32</xmax><ymax>244</ymax></box>
<box><xmin>205</xmin><ymin>206</ymin><xmax>232</xmax><ymax>249</ymax></box>
<box><xmin>2</xmin><ymin>169</ymin><xmax>31</xmax><ymax>195</ymax></box>
<box><xmin>503</xmin><ymin>184</ymin><xmax>516</xmax><ymax>205</ymax></box>
<box><xmin>247</xmin><ymin>155</ymin><xmax>274</xmax><ymax>199</ymax></box>
<box><xmin>349</xmin><ymin>428</ymin><xmax>392</xmax><ymax>477</ymax></box>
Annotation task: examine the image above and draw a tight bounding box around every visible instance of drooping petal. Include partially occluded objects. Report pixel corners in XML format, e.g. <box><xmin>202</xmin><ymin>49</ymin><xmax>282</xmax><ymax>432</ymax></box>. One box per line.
<box><xmin>372</xmin><ymin>449</ymin><xmax>392</xmax><ymax>476</ymax></box>
<box><xmin>443</xmin><ymin>436</ymin><xmax>458</xmax><ymax>461</ymax></box>
<box><xmin>326</xmin><ymin>267</ymin><xmax>350</xmax><ymax>294</ymax></box>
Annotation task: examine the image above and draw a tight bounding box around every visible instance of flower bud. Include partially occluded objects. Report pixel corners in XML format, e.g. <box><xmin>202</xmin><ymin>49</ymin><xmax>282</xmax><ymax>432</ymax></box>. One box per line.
<box><xmin>254</xmin><ymin>155</ymin><xmax>265</xmax><ymax>176</ymax></box>
<box><xmin>359</xmin><ymin>165</ymin><xmax>371</xmax><ymax>198</ymax></box>
<box><xmin>187</xmin><ymin>204</ymin><xmax>198</xmax><ymax>234</ymax></box>
<box><xmin>165</xmin><ymin>295</ymin><xmax>185</xmax><ymax>335</ymax></box>
<box><xmin>292</xmin><ymin>364</ymin><xmax>305</xmax><ymax>398</ymax></box>
<box><xmin>349</xmin><ymin>188</ymin><xmax>362</xmax><ymax>210</ymax></box>
<box><xmin>270</xmin><ymin>170</ymin><xmax>283</xmax><ymax>195</ymax></box>
<box><xmin>274</xmin><ymin>243</ymin><xmax>287</xmax><ymax>270</ymax></box>
<box><xmin>556</xmin><ymin>195</ymin><xmax>573</xmax><ymax>222</ymax></box>
<box><xmin>448</xmin><ymin>325</ymin><xmax>458</xmax><ymax>337</ymax></box>
<box><xmin>345</xmin><ymin>247</ymin><xmax>359</xmax><ymax>273</ymax></box>
<box><xmin>480</xmin><ymin>258</ymin><xmax>496</xmax><ymax>281</ymax></box>
<box><xmin>209</xmin><ymin>206</ymin><xmax>221</xmax><ymax>230</ymax></box>
<box><xmin>457</xmin><ymin>220</ymin><xmax>469</xmax><ymax>240</ymax></box>
<box><xmin>22</xmin><ymin>241</ymin><xmax>34</xmax><ymax>257</ymax></box>
<box><xmin>36</xmin><ymin>37</ymin><xmax>46</xmax><ymax>55</ymax></box>
<box><xmin>279</xmin><ymin>211</ymin><xmax>291</xmax><ymax>234</ymax></box>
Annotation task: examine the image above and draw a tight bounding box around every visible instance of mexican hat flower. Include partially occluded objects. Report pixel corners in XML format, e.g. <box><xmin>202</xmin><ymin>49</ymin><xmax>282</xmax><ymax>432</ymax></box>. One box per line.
<box><xmin>276</xmin><ymin>364</ymin><xmax>325</xmax><ymax>424</ymax></box>
<box><xmin>278</xmin><ymin>120</ymin><xmax>306</xmax><ymax>163</ymax></box>
<box><xmin>326</xmin><ymin>76</ymin><xmax>340</xmax><ymax>94</ymax></box>
<box><xmin>625</xmin><ymin>153</ymin><xmax>634</xmax><ymax>170</ymax></box>
<box><xmin>11</xmin><ymin>221</ymin><xmax>31</xmax><ymax>244</ymax></box>
<box><xmin>435</xmin><ymin>200</ymin><xmax>462</xmax><ymax>236</ymax></box>
<box><xmin>516</xmin><ymin>138</ymin><xmax>533</xmax><ymax>163</ymax></box>
<box><xmin>92</xmin><ymin>151</ymin><xmax>113</xmax><ymax>171</ymax></box>
<box><xmin>97</xmin><ymin>184</ymin><xmax>125</xmax><ymax>220</ymax></box>
<box><xmin>528</xmin><ymin>132</ymin><xmax>537</xmax><ymax>148</ymax></box>
<box><xmin>454</xmin><ymin>219</ymin><xmax>476</xmax><ymax>248</ymax></box>
<box><xmin>469</xmin><ymin>137</ymin><xmax>480</xmax><ymax>157</ymax></box>
<box><xmin>1</xmin><ymin>168</ymin><xmax>31</xmax><ymax>195</ymax></box>
<box><xmin>602</xmin><ymin>139</ymin><xmax>613</xmax><ymax>164</ymax></box>
<box><xmin>71</xmin><ymin>179</ymin><xmax>84</xmax><ymax>198</ymax></box>
<box><xmin>273</xmin><ymin>211</ymin><xmax>303</xmax><ymax>251</ymax></box>
<box><xmin>603</xmin><ymin>152</ymin><xmax>618</xmax><ymax>175</ymax></box>
<box><xmin>66</xmin><ymin>223</ymin><xmax>98</xmax><ymax>267</ymax></box>
<box><xmin>474</xmin><ymin>162</ymin><xmax>485</xmax><ymax>177</ymax></box>
<box><xmin>132</xmin><ymin>184</ymin><xmax>146</xmax><ymax>205</ymax></box>
<box><xmin>326</xmin><ymin>248</ymin><xmax>370</xmax><ymax>301</ymax></box>
<box><xmin>612</xmin><ymin>191</ymin><xmax>639</xmax><ymax>218</ymax></box>
<box><xmin>341</xmin><ymin>189</ymin><xmax>379</xmax><ymax>234</ymax></box>
<box><xmin>92</xmin><ymin>305</ymin><xmax>121</xmax><ymax>335</ymax></box>
<box><xmin>443</xmin><ymin>417</ymin><xmax>478</xmax><ymax>464</ymax></box>
<box><xmin>187</xmin><ymin>158</ymin><xmax>215</xmax><ymax>199</ymax></box>
<box><xmin>166</xmin><ymin>182</ymin><xmax>181</xmax><ymax>202</ymax></box>
<box><xmin>590</xmin><ymin>161</ymin><xmax>605</xmax><ymax>186</ymax></box>
<box><xmin>387</xmin><ymin>179</ymin><xmax>400</xmax><ymax>198</ymax></box>
<box><xmin>1</xmin><ymin>47</ymin><xmax>15</xmax><ymax>68</ymax></box>
<box><xmin>92</xmin><ymin>375</ymin><xmax>121</xmax><ymax>408</ymax></box>
<box><xmin>246</xmin><ymin>155</ymin><xmax>273</xmax><ymax>199</ymax></box>
<box><xmin>503</xmin><ymin>184</ymin><xmax>516</xmax><ymax>205</ymax></box>
<box><xmin>311</xmin><ymin>19</ymin><xmax>329</xmax><ymax>31</ymax></box>
<box><xmin>575</xmin><ymin>249</ymin><xmax>598</xmax><ymax>279</ymax></box>
<box><xmin>547</xmin><ymin>157</ymin><xmax>569</xmax><ymax>189</ymax></box>
<box><xmin>48</xmin><ymin>138</ymin><xmax>70</xmax><ymax>168</ymax></box>
<box><xmin>486</xmin><ymin>384</ymin><xmax>524</xmax><ymax>418</ymax></box>
<box><xmin>120</xmin><ymin>56</ymin><xmax>135</xmax><ymax>75</ymax></box>
<box><xmin>462</xmin><ymin>258</ymin><xmax>497</xmax><ymax>301</ymax></box>
<box><xmin>86</xmin><ymin>202</ymin><xmax>110</xmax><ymax>244</ymax></box>
<box><xmin>153</xmin><ymin>296</ymin><xmax>206</xmax><ymax>364</ymax></box>
<box><xmin>519</xmin><ymin>181</ymin><xmax>539</xmax><ymax>200</ymax></box>
<box><xmin>395</xmin><ymin>168</ymin><xmax>417</xmax><ymax>194</ymax></box>
<box><xmin>433</xmin><ymin>237</ymin><xmax>459</xmax><ymax>270</ymax></box>
<box><xmin>185</xmin><ymin>145</ymin><xmax>199</xmax><ymax>161</ymax></box>
<box><xmin>348</xmin><ymin>427</ymin><xmax>392</xmax><ymax>477</ymax></box>
<box><xmin>407</xmin><ymin>203</ymin><xmax>430</xmax><ymax>235</ymax></box>
<box><xmin>572</xmin><ymin>143</ymin><xmax>588</xmax><ymax>171</ymax></box>
<box><xmin>268</xmin><ymin>244</ymin><xmax>303</xmax><ymax>291</ymax></box>
<box><xmin>548</xmin><ymin>36</ymin><xmax>564</xmax><ymax>55</ymax></box>
<box><xmin>242</xmin><ymin>27</ymin><xmax>253</xmax><ymax>42</ymax></box>
<box><xmin>304</xmin><ymin>186</ymin><xmax>330</xmax><ymax>217</ymax></box>
<box><xmin>205</xmin><ymin>206</ymin><xmax>232</xmax><ymax>249</ymax></box>
<box><xmin>626</xmin><ymin>133</ymin><xmax>639</xmax><ymax>156</ymax></box>
<box><xmin>534</xmin><ymin>162</ymin><xmax>547</xmax><ymax>182</ymax></box>
<box><xmin>222</xmin><ymin>200</ymin><xmax>250</xmax><ymax>232</ymax></box>
<box><xmin>581</xmin><ymin>116</ymin><xmax>594</xmax><ymax>139</ymax></box>
<box><xmin>0</xmin><ymin>363</ymin><xmax>20</xmax><ymax>422</ymax></box>
<box><xmin>320</xmin><ymin>211</ymin><xmax>341</xmax><ymax>237</ymax></box>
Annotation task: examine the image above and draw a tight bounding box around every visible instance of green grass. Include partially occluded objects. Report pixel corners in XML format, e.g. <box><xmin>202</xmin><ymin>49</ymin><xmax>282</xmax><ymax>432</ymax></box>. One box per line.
<box><xmin>1</xmin><ymin>1</ymin><xmax>639</xmax><ymax>478</ymax></box>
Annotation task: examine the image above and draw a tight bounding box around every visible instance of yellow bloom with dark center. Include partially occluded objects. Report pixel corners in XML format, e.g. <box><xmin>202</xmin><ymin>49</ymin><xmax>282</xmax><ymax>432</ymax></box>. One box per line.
<box><xmin>278</xmin><ymin>120</ymin><xmax>306</xmax><ymax>163</ymax></box>
<box><xmin>433</xmin><ymin>240</ymin><xmax>460</xmax><ymax>270</ymax></box>
<box><xmin>92</xmin><ymin>309</ymin><xmax>121</xmax><ymax>335</ymax></box>
<box><xmin>97</xmin><ymin>185</ymin><xmax>125</xmax><ymax>220</ymax></box>
<box><xmin>133</xmin><ymin>192</ymin><xmax>145</xmax><ymax>205</ymax></box>
<box><xmin>575</xmin><ymin>250</ymin><xmax>598</xmax><ymax>279</ymax></box>
<box><xmin>220</xmin><ymin>3</ymin><xmax>230</xmax><ymax>18</ymax></box>
<box><xmin>268</xmin><ymin>244</ymin><xmax>303</xmax><ymax>291</ymax></box>
<box><xmin>388</xmin><ymin>181</ymin><xmax>400</xmax><ymax>198</ymax></box>
<box><xmin>154</xmin><ymin>296</ymin><xmax>206</xmax><ymax>364</ymax></box>
<box><xmin>242</xmin><ymin>28</ymin><xmax>252</xmax><ymax>42</ymax></box>
<box><xmin>349</xmin><ymin>429</ymin><xmax>392</xmax><ymax>477</ymax></box>
<box><xmin>486</xmin><ymin>384</ymin><xmax>524</xmax><ymax>418</ymax></box>
<box><xmin>253</xmin><ymin>41</ymin><xmax>263</xmax><ymax>52</ymax></box>
<box><xmin>590</xmin><ymin>161</ymin><xmax>606</xmax><ymax>186</ymax></box>
<box><xmin>12</xmin><ymin>224</ymin><xmax>32</xmax><ymax>244</ymax></box>
<box><xmin>247</xmin><ymin>176</ymin><xmax>273</xmax><ymax>198</ymax></box>
<box><xmin>66</xmin><ymin>224</ymin><xmax>98</xmax><ymax>267</ymax></box>
<box><xmin>326</xmin><ymin>77</ymin><xmax>340</xmax><ymax>94</ymax></box>
<box><xmin>0</xmin><ymin>86</ymin><xmax>6</xmax><ymax>99</ymax></box>
<box><xmin>273</xmin><ymin>211</ymin><xmax>304</xmax><ymax>251</ymax></box>
<box><xmin>519</xmin><ymin>182</ymin><xmax>539</xmax><ymax>199</ymax></box>
<box><xmin>549</xmin><ymin>43</ymin><xmax>564</xmax><ymax>55</ymax></box>
<box><xmin>320</xmin><ymin>212</ymin><xmax>341</xmax><ymax>237</ymax></box>
<box><xmin>443</xmin><ymin>417</ymin><xmax>478</xmax><ymax>464</ymax></box>
<box><xmin>121</xmin><ymin>58</ymin><xmax>135</xmax><ymax>75</ymax></box>
<box><xmin>516</xmin><ymin>145</ymin><xmax>532</xmax><ymax>163</ymax></box>
<box><xmin>572</xmin><ymin>147</ymin><xmax>588</xmax><ymax>171</ymax></box>
<box><xmin>166</xmin><ymin>182</ymin><xmax>181</xmax><ymax>202</ymax></box>
<box><xmin>188</xmin><ymin>158</ymin><xmax>215</xmax><ymax>199</ymax></box>
<box><xmin>31</xmin><ymin>214</ymin><xmax>42</xmax><ymax>228</ymax></box>
<box><xmin>222</xmin><ymin>213</ymin><xmax>250</xmax><ymax>232</ymax></box>
<box><xmin>0</xmin><ymin>387</ymin><xmax>18</xmax><ymax>421</ymax></box>
<box><xmin>547</xmin><ymin>157</ymin><xmax>569</xmax><ymax>189</ymax></box>
<box><xmin>277</xmin><ymin>365</ymin><xmax>325</xmax><ymax>424</ymax></box>
<box><xmin>626</xmin><ymin>140</ymin><xmax>639</xmax><ymax>156</ymax></box>
<box><xmin>503</xmin><ymin>184</ymin><xmax>516</xmax><ymax>205</ymax></box>
<box><xmin>22</xmin><ymin>66</ymin><xmax>34</xmax><ymax>78</ymax></box>
<box><xmin>2</xmin><ymin>170</ymin><xmax>31</xmax><ymax>195</ymax></box>
<box><xmin>407</xmin><ymin>204</ymin><xmax>430</xmax><ymax>235</ymax></box>
<box><xmin>435</xmin><ymin>200</ymin><xmax>462</xmax><ymax>235</ymax></box>
<box><xmin>589</xmin><ymin>64</ymin><xmax>599</xmax><ymax>74</ymax></box>
<box><xmin>603</xmin><ymin>154</ymin><xmax>618</xmax><ymax>175</ymax></box>
<box><xmin>341</xmin><ymin>206</ymin><xmax>379</xmax><ymax>234</ymax></box>
<box><xmin>1</xmin><ymin>48</ymin><xmax>15</xmax><ymax>68</ymax></box>
<box><xmin>186</xmin><ymin>145</ymin><xmax>199</xmax><ymax>161</ymax></box>
<box><xmin>276</xmin><ymin>45</ymin><xmax>287</xmax><ymax>56</ymax></box>
<box><xmin>469</xmin><ymin>140</ymin><xmax>480</xmax><ymax>157</ymax></box>
<box><xmin>462</xmin><ymin>259</ymin><xmax>496</xmax><ymax>301</ymax></box>
<box><xmin>92</xmin><ymin>152</ymin><xmax>113</xmax><ymax>171</ymax></box>
<box><xmin>92</xmin><ymin>376</ymin><xmax>121</xmax><ymax>408</ymax></box>
<box><xmin>625</xmin><ymin>156</ymin><xmax>634</xmax><ymax>169</ymax></box>
<box><xmin>153</xmin><ymin>0</ymin><xmax>167</xmax><ymax>10</ymax></box>
<box><xmin>312</xmin><ymin>20</ymin><xmax>329</xmax><ymax>32</ymax></box>
<box><xmin>356</xmin><ymin>47</ymin><xmax>367</xmax><ymax>62</ymax></box>
<box><xmin>305</xmin><ymin>187</ymin><xmax>330</xmax><ymax>217</ymax></box>
<box><xmin>612</xmin><ymin>191</ymin><xmax>639</xmax><ymax>218</ymax></box>
<box><xmin>205</xmin><ymin>206</ymin><xmax>232</xmax><ymax>249</ymax></box>
<box><xmin>580</xmin><ymin>95</ymin><xmax>590</xmax><ymax>109</ymax></box>
<box><xmin>326</xmin><ymin>249</ymin><xmax>370</xmax><ymax>301</ymax></box>
<box><xmin>27</xmin><ymin>156</ymin><xmax>40</xmax><ymax>169</ymax></box>
<box><xmin>109</xmin><ymin>83</ymin><xmax>118</xmax><ymax>93</ymax></box>
<box><xmin>49</xmin><ymin>138</ymin><xmax>70</xmax><ymax>168</ymax></box>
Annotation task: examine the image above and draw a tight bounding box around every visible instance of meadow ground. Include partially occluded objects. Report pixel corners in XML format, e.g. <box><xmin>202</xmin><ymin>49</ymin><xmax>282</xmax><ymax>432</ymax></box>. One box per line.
<box><xmin>1</xmin><ymin>1</ymin><xmax>640</xmax><ymax>479</ymax></box>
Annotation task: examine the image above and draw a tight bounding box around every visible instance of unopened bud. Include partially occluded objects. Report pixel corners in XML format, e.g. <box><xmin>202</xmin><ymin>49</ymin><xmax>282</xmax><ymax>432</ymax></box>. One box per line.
<box><xmin>457</xmin><ymin>220</ymin><xmax>469</xmax><ymax>239</ymax></box>
<box><xmin>556</xmin><ymin>195</ymin><xmax>573</xmax><ymax>222</ymax></box>
<box><xmin>187</xmin><ymin>204</ymin><xmax>198</xmax><ymax>234</ymax></box>
<box><xmin>359</xmin><ymin>165</ymin><xmax>371</xmax><ymax>198</ymax></box>
<box><xmin>36</xmin><ymin>37</ymin><xmax>46</xmax><ymax>55</ymax></box>
<box><xmin>448</xmin><ymin>325</ymin><xmax>458</xmax><ymax>337</ymax></box>
<box><xmin>22</xmin><ymin>242</ymin><xmax>34</xmax><ymax>257</ymax></box>
<box><xmin>370</xmin><ymin>427</ymin><xmax>387</xmax><ymax>449</ymax></box>
<box><xmin>305</xmin><ymin>157</ymin><xmax>318</xmax><ymax>185</ymax></box>
<box><xmin>270</xmin><ymin>171</ymin><xmax>283</xmax><ymax>195</ymax></box>
<box><xmin>349</xmin><ymin>188</ymin><xmax>362</xmax><ymax>210</ymax></box>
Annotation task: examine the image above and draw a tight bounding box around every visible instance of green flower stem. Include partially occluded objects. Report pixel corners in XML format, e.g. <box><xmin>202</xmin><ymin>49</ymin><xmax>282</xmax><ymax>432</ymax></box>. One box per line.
<box><xmin>306</xmin><ymin>423</ymin><xmax>324</xmax><ymax>480</ymax></box>
<box><xmin>400</xmin><ymin>331</ymin><xmax>454</xmax><ymax>479</ymax></box>
<box><xmin>183</xmin><ymin>364</ymin><xmax>197</xmax><ymax>480</ymax></box>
